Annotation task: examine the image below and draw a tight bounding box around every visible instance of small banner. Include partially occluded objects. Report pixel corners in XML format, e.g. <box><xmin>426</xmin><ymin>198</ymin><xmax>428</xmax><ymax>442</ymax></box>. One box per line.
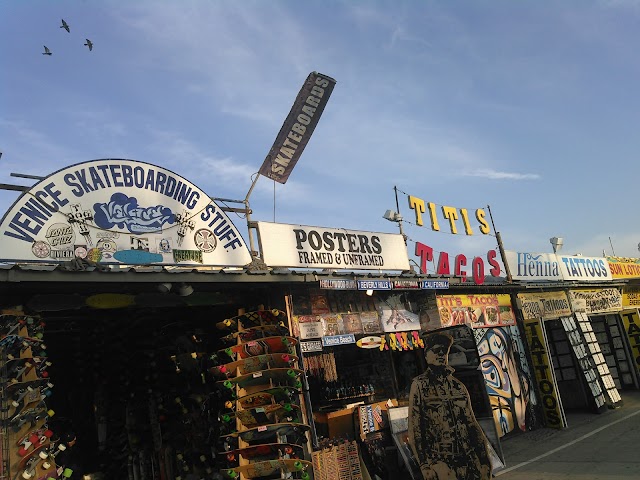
<box><xmin>259</xmin><ymin>72</ymin><xmax>336</xmax><ymax>184</ymax></box>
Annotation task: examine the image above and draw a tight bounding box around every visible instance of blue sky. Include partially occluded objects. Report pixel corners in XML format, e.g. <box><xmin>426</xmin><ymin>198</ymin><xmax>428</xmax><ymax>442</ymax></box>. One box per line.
<box><xmin>2</xmin><ymin>0</ymin><xmax>640</xmax><ymax>270</ymax></box>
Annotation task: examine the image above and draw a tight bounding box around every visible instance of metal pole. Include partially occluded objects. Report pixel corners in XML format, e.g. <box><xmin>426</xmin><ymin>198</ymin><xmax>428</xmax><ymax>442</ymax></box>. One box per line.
<box><xmin>486</xmin><ymin>205</ymin><xmax>512</xmax><ymax>282</ymax></box>
<box><xmin>393</xmin><ymin>186</ymin><xmax>407</xmax><ymax>245</ymax></box>
<box><xmin>244</xmin><ymin>173</ymin><xmax>261</xmax><ymax>257</ymax></box>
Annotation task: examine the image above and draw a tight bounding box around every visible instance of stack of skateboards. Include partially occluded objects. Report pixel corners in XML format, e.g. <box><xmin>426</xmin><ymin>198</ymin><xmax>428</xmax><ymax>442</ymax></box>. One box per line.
<box><xmin>214</xmin><ymin>309</ymin><xmax>314</xmax><ymax>479</ymax></box>
<box><xmin>0</xmin><ymin>310</ymin><xmax>72</xmax><ymax>480</ymax></box>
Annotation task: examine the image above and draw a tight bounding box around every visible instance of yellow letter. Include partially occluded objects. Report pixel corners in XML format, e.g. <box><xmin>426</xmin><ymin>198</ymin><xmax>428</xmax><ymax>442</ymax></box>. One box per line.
<box><xmin>459</xmin><ymin>208</ymin><xmax>473</xmax><ymax>235</ymax></box>
<box><xmin>408</xmin><ymin>195</ymin><xmax>425</xmax><ymax>226</ymax></box>
<box><xmin>476</xmin><ymin>209</ymin><xmax>491</xmax><ymax>234</ymax></box>
<box><xmin>427</xmin><ymin>202</ymin><xmax>440</xmax><ymax>231</ymax></box>
<box><xmin>442</xmin><ymin>206</ymin><xmax>459</xmax><ymax>234</ymax></box>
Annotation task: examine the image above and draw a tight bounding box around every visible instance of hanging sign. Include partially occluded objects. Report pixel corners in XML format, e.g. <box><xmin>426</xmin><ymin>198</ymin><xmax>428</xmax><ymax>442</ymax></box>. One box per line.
<box><xmin>406</xmin><ymin>194</ymin><xmax>491</xmax><ymax>236</ymax></box>
<box><xmin>505</xmin><ymin>251</ymin><xmax>613</xmax><ymax>282</ymax></box>
<box><xmin>300</xmin><ymin>340</ymin><xmax>323</xmax><ymax>353</ymax></box>
<box><xmin>259</xmin><ymin>72</ymin><xmax>336</xmax><ymax>184</ymax></box>
<box><xmin>0</xmin><ymin>159</ymin><xmax>252</xmax><ymax>266</ymax></box>
<box><xmin>517</xmin><ymin>292</ymin><xmax>572</xmax><ymax>320</ymax></box>
<box><xmin>436</xmin><ymin>294</ymin><xmax>516</xmax><ymax>328</ymax></box>
<box><xmin>607</xmin><ymin>257</ymin><xmax>640</xmax><ymax>279</ymax></box>
<box><xmin>620</xmin><ymin>310</ymin><xmax>640</xmax><ymax>374</ymax></box>
<box><xmin>622</xmin><ymin>287</ymin><xmax>640</xmax><ymax>308</ymax></box>
<box><xmin>319</xmin><ymin>279</ymin><xmax>357</xmax><ymax>290</ymax></box>
<box><xmin>258</xmin><ymin>222</ymin><xmax>409</xmax><ymax>271</ymax></box>
<box><xmin>568</xmin><ymin>288</ymin><xmax>622</xmax><ymax>314</ymax></box>
<box><xmin>322</xmin><ymin>334</ymin><xmax>356</xmax><ymax>347</ymax></box>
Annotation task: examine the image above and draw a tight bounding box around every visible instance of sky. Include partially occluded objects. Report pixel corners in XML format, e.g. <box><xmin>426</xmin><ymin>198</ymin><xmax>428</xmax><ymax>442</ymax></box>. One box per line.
<box><xmin>2</xmin><ymin>0</ymin><xmax>640</xmax><ymax>273</ymax></box>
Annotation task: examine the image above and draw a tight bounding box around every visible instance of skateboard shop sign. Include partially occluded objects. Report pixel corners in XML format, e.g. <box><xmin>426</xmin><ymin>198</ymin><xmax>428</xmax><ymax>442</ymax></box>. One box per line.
<box><xmin>257</xmin><ymin>221</ymin><xmax>410</xmax><ymax>271</ymax></box>
<box><xmin>0</xmin><ymin>159</ymin><xmax>252</xmax><ymax>266</ymax></box>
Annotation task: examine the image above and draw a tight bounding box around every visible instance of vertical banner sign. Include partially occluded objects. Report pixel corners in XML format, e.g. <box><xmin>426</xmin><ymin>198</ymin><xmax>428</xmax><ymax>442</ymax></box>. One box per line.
<box><xmin>621</xmin><ymin>310</ymin><xmax>640</xmax><ymax>375</ymax></box>
<box><xmin>523</xmin><ymin>319</ymin><xmax>565</xmax><ymax>429</ymax></box>
<box><xmin>259</xmin><ymin>72</ymin><xmax>337</xmax><ymax>184</ymax></box>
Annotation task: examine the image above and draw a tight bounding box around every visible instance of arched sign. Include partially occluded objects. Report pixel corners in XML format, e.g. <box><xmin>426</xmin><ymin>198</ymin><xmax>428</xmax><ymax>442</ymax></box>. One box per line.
<box><xmin>0</xmin><ymin>159</ymin><xmax>252</xmax><ymax>266</ymax></box>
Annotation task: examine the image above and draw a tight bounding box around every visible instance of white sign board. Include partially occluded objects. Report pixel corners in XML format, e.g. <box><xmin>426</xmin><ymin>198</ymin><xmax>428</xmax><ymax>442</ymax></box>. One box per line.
<box><xmin>257</xmin><ymin>222</ymin><xmax>410</xmax><ymax>271</ymax></box>
<box><xmin>0</xmin><ymin>159</ymin><xmax>252</xmax><ymax>266</ymax></box>
<box><xmin>506</xmin><ymin>251</ymin><xmax>613</xmax><ymax>282</ymax></box>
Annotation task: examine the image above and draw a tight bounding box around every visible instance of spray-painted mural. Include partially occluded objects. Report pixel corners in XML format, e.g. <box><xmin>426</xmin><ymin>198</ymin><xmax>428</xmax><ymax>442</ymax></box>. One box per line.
<box><xmin>474</xmin><ymin>326</ymin><xmax>537</xmax><ymax>437</ymax></box>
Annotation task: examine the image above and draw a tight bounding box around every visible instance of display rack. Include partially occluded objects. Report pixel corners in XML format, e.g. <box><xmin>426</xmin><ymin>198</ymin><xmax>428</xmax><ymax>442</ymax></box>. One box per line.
<box><xmin>215</xmin><ymin>308</ymin><xmax>315</xmax><ymax>479</ymax></box>
<box><xmin>0</xmin><ymin>311</ymin><xmax>66</xmax><ymax>480</ymax></box>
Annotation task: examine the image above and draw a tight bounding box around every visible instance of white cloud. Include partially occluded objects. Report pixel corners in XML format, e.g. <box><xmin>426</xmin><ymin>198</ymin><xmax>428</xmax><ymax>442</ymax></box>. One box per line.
<box><xmin>460</xmin><ymin>169</ymin><xmax>541</xmax><ymax>180</ymax></box>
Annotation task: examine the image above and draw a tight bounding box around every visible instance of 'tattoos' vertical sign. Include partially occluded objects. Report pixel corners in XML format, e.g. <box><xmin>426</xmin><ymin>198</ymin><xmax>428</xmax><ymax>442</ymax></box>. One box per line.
<box><xmin>523</xmin><ymin>319</ymin><xmax>565</xmax><ymax>429</ymax></box>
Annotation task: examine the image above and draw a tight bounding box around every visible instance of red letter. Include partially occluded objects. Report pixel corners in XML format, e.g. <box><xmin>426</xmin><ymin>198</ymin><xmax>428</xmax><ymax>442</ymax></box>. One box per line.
<box><xmin>436</xmin><ymin>251</ymin><xmax>451</xmax><ymax>276</ymax></box>
<box><xmin>487</xmin><ymin>249</ymin><xmax>501</xmax><ymax>277</ymax></box>
<box><xmin>472</xmin><ymin>257</ymin><xmax>485</xmax><ymax>285</ymax></box>
<box><xmin>454</xmin><ymin>254</ymin><xmax>468</xmax><ymax>282</ymax></box>
<box><xmin>415</xmin><ymin>242</ymin><xmax>433</xmax><ymax>274</ymax></box>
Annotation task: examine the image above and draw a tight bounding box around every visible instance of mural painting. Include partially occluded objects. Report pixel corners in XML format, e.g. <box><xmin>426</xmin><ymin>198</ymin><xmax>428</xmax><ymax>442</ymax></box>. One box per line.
<box><xmin>475</xmin><ymin>326</ymin><xmax>535</xmax><ymax>436</ymax></box>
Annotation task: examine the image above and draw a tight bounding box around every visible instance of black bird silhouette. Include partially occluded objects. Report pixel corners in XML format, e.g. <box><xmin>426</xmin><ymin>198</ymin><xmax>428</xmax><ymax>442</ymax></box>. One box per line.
<box><xmin>84</xmin><ymin>39</ymin><xmax>93</xmax><ymax>51</ymax></box>
<box><xmin>42</xmin><ymin>46</ymin><xmax>52</xmax><ymax>56</ymax></box>
<box><xmin>60</xmin><ymin>19</ymin><xmax>70</xmax><ymax>33</ymax></box>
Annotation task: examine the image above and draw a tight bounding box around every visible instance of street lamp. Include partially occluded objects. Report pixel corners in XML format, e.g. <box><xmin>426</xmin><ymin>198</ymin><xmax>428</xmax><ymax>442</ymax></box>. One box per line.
<box><xmin>383</xmin><ymin>209</ymin><xmax>406</xmax><ymax>244</ymax></box>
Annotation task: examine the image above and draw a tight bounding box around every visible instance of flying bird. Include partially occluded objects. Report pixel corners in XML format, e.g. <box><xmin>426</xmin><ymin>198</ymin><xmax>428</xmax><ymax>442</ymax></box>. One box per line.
<box><xmin>42</xmin><ymin>46</ymin><xmax>52</xmax><ymax>56</ymax></box>
<box><xmin>84</xmin><ymin>39</ymin><xmax>93</xmax><ymax>51</ymax></box>
<box><xmin>60</xmin><ymin>19</ymin><xmax>70</xmax><ymax>33</ymax></box>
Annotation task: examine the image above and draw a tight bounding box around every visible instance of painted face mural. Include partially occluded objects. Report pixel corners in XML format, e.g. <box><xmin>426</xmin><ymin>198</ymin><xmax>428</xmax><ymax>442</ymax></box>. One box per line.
<box><xmin>477</xmin><ymin>327</ymin><xmax>531</xmax><ymax>436</ymax></box>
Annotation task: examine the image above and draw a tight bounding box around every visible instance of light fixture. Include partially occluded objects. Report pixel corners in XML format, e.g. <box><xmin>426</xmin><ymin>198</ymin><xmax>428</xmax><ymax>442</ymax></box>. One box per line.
<box><xmin>177</xmin><ymin>283</ymin><xmax>194</xmax><ymax>296</ymax></box>
<box><xmin>366</xmin><ymin>289</ymin><xmax>374</xmax><ymax>296</ymax></box>
<box><xmin>550</xmin><ymin>237</ymin><xmax>563</xmax><ymax>253</ymax></box>
<box><xmin>157</xmin><ymin>282</ymin><xmax>172</xmax><ymax>294</ymax></box>
<box><xmin>383</xmin><ymin>210</ymin><xmax>402</xmax><ymax>222</ymax></box>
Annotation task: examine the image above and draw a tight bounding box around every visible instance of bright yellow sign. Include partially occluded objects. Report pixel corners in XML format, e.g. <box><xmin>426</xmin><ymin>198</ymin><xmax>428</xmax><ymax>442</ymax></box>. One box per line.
<box><xmin>623</xmin><ymin>287</ymin><xmax>640</xmax><ymax>308</ymax></box>
<box><xmin>436</xmin><ymin>294</ymin><xmax>515</xmax><ymax>328</ymax></box>
<box><xmin>607</xmin><ymin>256</ymin><xmax>640</xmax><ymax>279</ymax></box>
<box><xmin>523</xmin><ymin>319</ymin><xmax>564</xmax><ymax>429</ymax></box>
<box><xmin>620</xmin><ymin>310</ymin><xmax>640</xmax><ymax>374</ymax></box>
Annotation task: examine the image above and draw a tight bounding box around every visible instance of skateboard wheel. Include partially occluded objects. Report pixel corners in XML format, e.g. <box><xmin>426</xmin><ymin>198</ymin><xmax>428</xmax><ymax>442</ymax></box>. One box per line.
<box><xmin>29</xmin><ymin>433</ymin><xmax>39</xmax><ymax>444</ymax></box>
<box><xmin>223</xmin><ymin>380</ymin><xmax>233</xmax><ymax>390</ymax></box>
<box><xmin>283</xmin><ymin>403</ymin><xmax>292</xmax><ymax>411</ymax></box>
<box><xmin>43</xmin><ymin>461</ymin><xmax>52</xmax><ymax>469</ymax></box>
<box><xmin>219</xmin><ymin>366</ymin><xmax>227</xmax><ymax>374</ymax></box>
<box><xmin>47</xmin><ymin>409</ymin><xmax>55</xmax><ymax>417</ymax></box>
<box><xmin>294</xmin><ymin>380</ymin><xmax>302</xmax><ymax>389</ymax></box>
<box><xmin>293</xmin><ymin>461</ymin><xmax>303</xmax><ymax>471</ymax></box>
<box><xmin>39</xmin><ymin>449</ymin><xmax>49</xmax><ymax>459</ymax></box>
<box><xmin>62</xmin><ymin>469</ymin><xmax>73</xmax><ymax>478</ymax></box>
<box><xmin>18</xmin><ymin>446</ymin><xmax>28</xmax><ymax>456</ymax></box>
<box><xmin>222</xmin><ymin>414</ymin><xmax>232</xmax><ymax>423</ymax></box>
<box><xmin>226</xmin><ymin>470</ymin><xmax>238</xmax><ymax>478</ymax></box>
<box><xmin>301</xmin><ymin>472</ymin><xmax>310</xmax><ymax>480</ymax></box>
<box><xmin>43</xmin><ymin>429</ymin><xmax>53</xmax><ymax>438</ymax></box>
<box><xmin>224</xmin><ymin>401</ymin><xmax>234</xmax><ymax>409</ymax></box>
<box><xmin>22</xmin><ymin>471</ymin><xmax>33</xmax><ymax>479</ymax></box>
<box><xmin>282</xmin><ymin>354</ymin><xmax>290</xmax><ymax>362</ymax></box>
<box><xmin>282</xmin><ymin>337</ymin><xmax>289</xmax><ymax>345</ymax></box>
<box><xmin>286</xmin><ymin>369</ymin><xmax>296</xmax><ymax>378</ymax></box>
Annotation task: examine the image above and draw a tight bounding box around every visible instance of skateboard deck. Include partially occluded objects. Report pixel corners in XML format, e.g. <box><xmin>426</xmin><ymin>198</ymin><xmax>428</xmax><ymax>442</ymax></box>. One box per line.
<box><xmin>85</xmin><ymin>293</ymin><xmax>136</xmax><ymax>309</ymax></box>
<box><xmin>219</xmin><ymin>336</ymin><xmax>298</xmax><ymax>361</ymax></box>
<box><xmin>216</xmin><ymin>309</ymin><xmax>288</xmax><ymax>331</ymax></box>
<box><xmin>221</xmin><ymin>422</ymin><xmax>311</xmax><ymax>446</ymax></box>
<box><xmin>236</xmin><ymin>403</ymin><xmax>301</xmax><ymax>428</ymax></box>
<box><xmin>237</xmin><ymin>386</ymin><xmax>301</xmax><ymax>409</ymax></box>
<box><xmin>222</xmin><ymin>442</ymin><xmax>305</xmax><ymax>464</ymax></box>
<box><xmin>222</xmin><ymin>458</ymin><xmax>312</xmax><ymax>479</ymax></box>
<box><xmin>218</xmin><ymin>368</ymin><xmax>303</xmax><ymax>394</ymax></box>
<box><xmin>211</xmin><ymin>353</ymin><xmax>298</xmax><ymax>379</ymax></box>
<box><xmin>220</xmin><ymin>324</ymin><xmax>290</xmax><ymax>346</ymax></box>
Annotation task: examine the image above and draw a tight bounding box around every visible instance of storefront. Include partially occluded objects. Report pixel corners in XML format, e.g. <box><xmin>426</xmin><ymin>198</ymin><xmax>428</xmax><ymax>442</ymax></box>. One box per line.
<box><xmin>505</xmin><ymin>250</ymin><xmax>627</xmax><ymax>427</ymax></box>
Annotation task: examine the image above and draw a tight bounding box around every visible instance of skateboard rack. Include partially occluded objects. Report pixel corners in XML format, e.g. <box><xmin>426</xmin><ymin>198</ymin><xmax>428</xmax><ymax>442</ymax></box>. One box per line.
<box><xmin>0</xmin><ymin>312</ymin><xmax>58</xmax><ymax>480</ymax></box>
<box><xmin>222</xmin><ymin>308</ymin><xmax>315</xmax><ymax>479</ymax></box>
